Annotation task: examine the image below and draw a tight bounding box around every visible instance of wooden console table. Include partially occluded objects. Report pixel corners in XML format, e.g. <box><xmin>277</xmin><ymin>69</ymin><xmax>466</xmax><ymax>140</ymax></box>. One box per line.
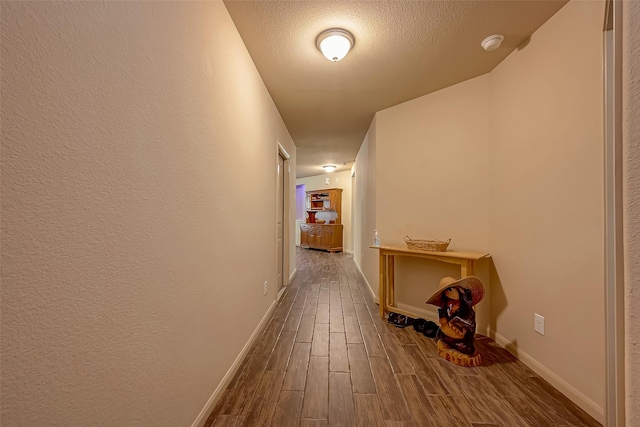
<box><xmin>370</xmin><ymin>245</ymin><xmax>490</xmax><ymax>319</ymax></box>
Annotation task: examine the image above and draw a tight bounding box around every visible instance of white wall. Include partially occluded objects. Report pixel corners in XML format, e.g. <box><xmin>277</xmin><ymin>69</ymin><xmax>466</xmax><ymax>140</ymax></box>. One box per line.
<box><xmin>353</xmin><ymin>119</ymin><xmax>378</xmax><ymax>299</ymax></box>
<box><xmin>0</xmin><ymin>2</ymin><xmax>295</xmax><ymax>426</ymax></box>
<box><xmin>489</xmin><ymin>0</ymin><xmax>604</xmax><ymax>418</ymax></box>
<box><xmin>623</xmin><ymin>0</ymin><xmax>640</xmax><ymax>424</ymax></box>
<box><xmin>296</xmin><ymin>170</ymin><xmax>353</xmax><ymax>252</ymax></box>
<box><xmin>375</xmin><ymin>74</ymin><xmax>492</xmax><ymax>329</ymax></box>
<box><xmin>353</xmin><ymin>0</ymin><xmax>605</xmax><ymax>420</ymax></box>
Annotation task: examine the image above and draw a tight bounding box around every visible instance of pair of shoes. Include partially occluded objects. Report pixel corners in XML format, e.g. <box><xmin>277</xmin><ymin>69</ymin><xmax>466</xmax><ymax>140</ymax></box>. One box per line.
<box><xmin>412</xmin><ymin>318</ymin><xmax>428</xmax><ymax>332</ymax></box>
<box><xmin>412</xmin><ymin>318</ymin><xmax>439</xmax><ymax>338</ymax></box>
<box><xmin>387</xmin><ymin>312</ymin><xmax>414</xmax><ymax>328</ymax></box>
<box><xmin>394</xmin><ymin>315</ymin><xmax>414</xmax><ymax>328</ymax></box>
<box><xmin>423</xmin><ymin>321</ymin><xmax>439</xmax><ymax>338</ymax></box>
<box><xmin>387</xmin><ymin>312</ymin><xmax>400</xmax><ymax>325</ymax></box>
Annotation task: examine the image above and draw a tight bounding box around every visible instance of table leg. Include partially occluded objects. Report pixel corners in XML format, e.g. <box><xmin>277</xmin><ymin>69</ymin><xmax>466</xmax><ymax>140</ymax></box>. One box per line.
<box><xmin>461</xmin><ymin>260</ymin><xmax>475</xmax><ymax>277</ymax></box>
<box><xmin>388</xmin><ymin>255</ymin><xmax>395</xmax><ymax>309</ymax></box>
<box><xmin>379</xmin><ymin>251</ymin><xmax>386</xmax><ymax>319</ymax></box>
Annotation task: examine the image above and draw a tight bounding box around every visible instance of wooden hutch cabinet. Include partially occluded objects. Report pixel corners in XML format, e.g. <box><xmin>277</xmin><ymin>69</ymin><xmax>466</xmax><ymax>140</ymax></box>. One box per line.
<box><xmin>300</xmin><ymin>188</ymin><xmax>343</xmax><ymax>252</ymax></box>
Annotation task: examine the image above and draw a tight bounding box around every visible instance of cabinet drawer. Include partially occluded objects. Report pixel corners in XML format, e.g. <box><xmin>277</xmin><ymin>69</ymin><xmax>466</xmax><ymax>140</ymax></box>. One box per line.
<box><xmin>301</xmin><ymin>224</ymin><xmax>324</xmax><ymax>233</ymax></box>
<box><xmin>300</xmin><ymin>223</ymin><xmax>342</xmax><ymax>252</ymax></box>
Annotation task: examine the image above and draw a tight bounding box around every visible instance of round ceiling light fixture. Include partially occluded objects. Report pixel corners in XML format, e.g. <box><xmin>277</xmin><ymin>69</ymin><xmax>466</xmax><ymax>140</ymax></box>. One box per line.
<box><xmin>481</xmin><ymin>34</ymin><xmax>504</xmax><ymax>51</ymax></box>
<box><xmin>316</xmin><ymin>28</ymin><xmax>355</xmax><ymax>62</ymax></box>
<box><xmin>323</xmin><ymin>165</ymin><xmax>337</xmax><ymax>172</ymax></box>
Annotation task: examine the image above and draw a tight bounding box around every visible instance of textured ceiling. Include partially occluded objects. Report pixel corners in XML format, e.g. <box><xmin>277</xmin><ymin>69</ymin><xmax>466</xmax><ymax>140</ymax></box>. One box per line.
<box><xmin>224</xmin><ymin>0</ymin><xmax>568</xmax><ymax>178</ymax></box>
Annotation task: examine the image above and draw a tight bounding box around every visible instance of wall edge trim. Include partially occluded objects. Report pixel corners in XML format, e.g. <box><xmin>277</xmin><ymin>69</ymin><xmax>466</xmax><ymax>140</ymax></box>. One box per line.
<box><xmin>354</xmin><ymin>260</ymin><xmax>376</xmax><ymax>302</ymax></box>
<box><xmin>192</xmin><ymin>299</ymin><xmax>279</xmax><ymax>427</ymax></box>
<box><xmin>489</xmin><ymin>330</ymin><xmax>604</xmax><ymax>424</ymax></box>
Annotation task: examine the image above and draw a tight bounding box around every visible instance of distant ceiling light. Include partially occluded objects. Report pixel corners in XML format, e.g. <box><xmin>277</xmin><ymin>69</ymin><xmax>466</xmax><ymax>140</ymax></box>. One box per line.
<box><xmin>316</xmin><ymin>28</ymin><xmax>355</xmax><ymax>62</ymax></box>
<box><xmin>481</xmin><ymin>34</ymin><xmax>504</xmax><ymax>51</ymax></box>
<box><xmin>323</xmin><ymin>165</ymin><xmax>336</xmax><ymax>172</ymax></box>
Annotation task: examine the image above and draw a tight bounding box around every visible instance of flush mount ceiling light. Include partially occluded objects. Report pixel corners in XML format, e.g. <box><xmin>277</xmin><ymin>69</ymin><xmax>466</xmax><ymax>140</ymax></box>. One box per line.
<box><xmin>316</xmin><ymin>28</ymin><xmax>355</xmax><ymax>62</ymax></box>
<box><xmin>323</xmin><ymin>165</ymin><xmax>337</xmax><ymax>172</ymax></box>
<box><xmin>481</xmin><ymin>34</ymin><xmax>504</xmax><ymax>51</ymax></box>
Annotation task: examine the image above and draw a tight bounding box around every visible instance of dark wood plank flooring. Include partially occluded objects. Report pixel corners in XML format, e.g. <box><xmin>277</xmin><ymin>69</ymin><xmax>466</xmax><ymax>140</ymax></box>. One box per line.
<box><xmin>205</xmin><ymin>249</ymin><xmax>601</xmax><ymax>427</ymax></box>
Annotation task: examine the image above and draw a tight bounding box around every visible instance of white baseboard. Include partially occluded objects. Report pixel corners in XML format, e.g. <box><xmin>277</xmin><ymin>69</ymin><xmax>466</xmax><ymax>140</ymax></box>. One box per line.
<box><xmin>288</xmin><ymin>269</ymin><xmax>297</xmax><ymax>283</ymax></box>
<box><xmin>191</xmin><ymin>299</ymin><xmax>278</xmax><ymax>427</ymax></box>
<box><xmin>354</xmin><ymin>260</ymin><xmax>376</xmax><ymax>302</ymax></box>
<box><xmin>489</xmin><ymin>330</ymin><xmax>604</xmax><ymax>424</ymax></box>
<box><xmin>277</xmin><ymin>286</ymin><xmax>286</xmax><ymax>301</ymax></box>
<box><xmin>344</xmin><ymin>250</ymin><xmax>354</xmax><ymax>254</ymax></box>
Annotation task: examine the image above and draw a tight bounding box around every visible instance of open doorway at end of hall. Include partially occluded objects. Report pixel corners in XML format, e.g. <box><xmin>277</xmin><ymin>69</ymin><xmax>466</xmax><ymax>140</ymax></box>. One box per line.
<box><xmin>295</xmin><ymin>184</ymin><xmax>305</xmax><ymax>247</ymax></box>
<box><xmin>276</xmin><ymin>142</ymin><xmax>291</xmax><ymax>299</ymax></box>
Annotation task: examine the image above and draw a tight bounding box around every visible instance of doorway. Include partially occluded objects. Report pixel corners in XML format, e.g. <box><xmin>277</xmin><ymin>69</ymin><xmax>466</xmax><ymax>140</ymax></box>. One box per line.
<box><xmin>295</xmin><ymin>184</ymin><xmax>306</xmax><ymax>246</ymax></box>
<box><xmin>603</xmin><ymin>1</ymin><xmax>625</xmax><ymax>424</ymax></box>
<box><xmin>276</xmin><ymin>153</ymin><xmax>285</xmax><ymax>296</ymax></box>
<box><xmin>276</xmin><ymin>141</ymin><xmax>291</xmax><ymax>299</ymax></box>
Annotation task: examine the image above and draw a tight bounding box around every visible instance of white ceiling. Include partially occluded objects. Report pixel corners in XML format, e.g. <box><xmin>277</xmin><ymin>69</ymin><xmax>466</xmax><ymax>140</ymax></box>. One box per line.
<box><xmin>224</xmin><ymin>0</ymin><xmax>568</xmax><ymax>178</ymax></box>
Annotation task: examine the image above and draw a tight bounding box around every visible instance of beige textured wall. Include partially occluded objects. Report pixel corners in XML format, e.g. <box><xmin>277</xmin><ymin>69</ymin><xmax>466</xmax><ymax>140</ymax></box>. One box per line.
<box><xmin>353</xmin><ymin>118</ymin><xmax>378</xmax><ymax>297</ymax></box>
<box><xmin>296</xmin><ymin>170</ymin><xmax>353</xmax><ymax>252</ymax></box>
<box><xmin>375</xmin><ymin>75</ymin><xmax>492</xmax><ymax>328</ymax></box>
<box><xmin>0</xmin><ymin>2</ymin><xmax>295</xmax><ymax>426</ymax></box>
<box><xmin>623</xmin><ymin>0</ymin><xmax>640</xmax><ymax>424</ymax></box>
<box><xmin>376</xmin><ymin>74</ymin><xmax>491</xmax><ymax>253</ymax></box>
<box><xmin>353</xmin><ymin>0</ymin><xmax>604</xmax><ymax>419</ymax></box>
<box><xmin>489</xmin><ymin>0</ymin><xmax>604</xmax><ymax>418</ymax></box>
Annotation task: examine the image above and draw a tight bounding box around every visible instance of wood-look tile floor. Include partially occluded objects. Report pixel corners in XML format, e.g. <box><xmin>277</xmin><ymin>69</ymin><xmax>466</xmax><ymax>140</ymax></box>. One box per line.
<box><xmin>205</xmin><ymin>249</ymin><xmax>601</xmax><ymax>427</ymax></box>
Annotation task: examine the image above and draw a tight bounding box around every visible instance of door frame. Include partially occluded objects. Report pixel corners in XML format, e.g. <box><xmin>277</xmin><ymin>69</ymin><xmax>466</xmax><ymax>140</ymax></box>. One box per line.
<box><xmin>603</xmin><ymin>1</ymin><xmax>625</xmax><ymax>425</ymax></box>
<box><xmin>277</xmin><ymin>140</ymin><xmax>291</xmax><ymax>297</ymax></box>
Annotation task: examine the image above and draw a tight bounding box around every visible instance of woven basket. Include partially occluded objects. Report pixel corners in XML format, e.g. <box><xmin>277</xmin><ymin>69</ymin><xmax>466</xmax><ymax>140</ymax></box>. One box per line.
<box><xmin>404</xmin><ymin>236</ymin><xmax>451</xmax><ymax>252</ymax></box>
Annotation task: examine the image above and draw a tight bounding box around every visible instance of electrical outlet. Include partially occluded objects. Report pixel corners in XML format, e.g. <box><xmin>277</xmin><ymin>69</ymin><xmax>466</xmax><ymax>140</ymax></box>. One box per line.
<box><xmin>534</xmin><ymin>313</ymin><xmax>545</xmax><ymax>335</ymax></box>
<box><xmin>263</xmin><ymin>281</ymin><xmax>268</xmax><ymax>296</ymax></box>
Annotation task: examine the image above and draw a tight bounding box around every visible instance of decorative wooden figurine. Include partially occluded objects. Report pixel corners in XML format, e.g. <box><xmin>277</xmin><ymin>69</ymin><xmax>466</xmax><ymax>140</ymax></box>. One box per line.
<box><xmin>426</xmin><ymin>276</ymin><xmax>485</xmax><ymax>367</ymax></box>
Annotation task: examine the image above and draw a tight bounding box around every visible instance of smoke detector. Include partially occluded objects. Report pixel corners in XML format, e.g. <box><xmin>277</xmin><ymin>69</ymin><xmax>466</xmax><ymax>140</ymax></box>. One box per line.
<box><xmin>481</xmin><ymin>34</ymin><xmax>504</xmax><ymax>51</ymax></box>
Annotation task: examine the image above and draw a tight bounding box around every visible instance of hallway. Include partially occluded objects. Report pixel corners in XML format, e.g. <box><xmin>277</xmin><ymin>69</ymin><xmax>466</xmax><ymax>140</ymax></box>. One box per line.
<box><xmin>205</xmin><ymin>249</ymin><xmax>599</xmax><ymax>427</ymax></box>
